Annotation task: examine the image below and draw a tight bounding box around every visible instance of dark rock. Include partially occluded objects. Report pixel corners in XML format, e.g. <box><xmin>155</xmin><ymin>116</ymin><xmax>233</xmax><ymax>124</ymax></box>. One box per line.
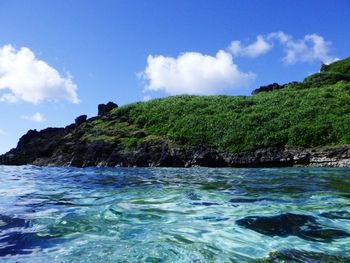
<box><xmin>74</xmin><ymin>115</ymin><xmax>87</xmax><ymax>126</ymax></box>
<box><xmin>236</xmin><ymin>213</ymin><xmax>350</xmax><ymax>242</ymax></box>
<box><xmin>299</xmin><ymin>228</ymin><xmax>350</xmax><ymax>242</ymax></box>
<box><xmin>251</xmin><ymin>83</ymin><xmax>284</xmax><ymax>95</ymax></box>
<box><xmin>237</xmin><ymin>213</ymin><xmax>314</xmax><ymax>237</ymax></box>
<box><xmin>0</xmin><ymin>128</ymin><xmax>66</xmax><ymax>165</ymax></box>
<box><xmin>1</xmin><ymin>132</ymin><xmax>349</xmax><ymax>167</ymax></box>
<box><xmin>185</xmin><ymin>145</ymin><xmax>227</xmax><ymax>167</ymax></box>
<box><xmin>262</xmin><ymin>249</ymin><xmax>350</xmax><ymax>263</ymax></box>
<box><xmin>98</xmin><ymin>101</ymin><xmax>118</xmax><ymax>116</ymax></box>
<box><xmin>133</xmin><ymin>131</ymin><xmax>146</xmax><ymax>138</ymax></box>
<box><xmin>65</xmin><ymin>123</ymin><xmax>76</xmax><ymax>131</ymax></box>
<box><xmin>86</xmin><ymin>116</ymin><xmax>99</xmax><ymax>123</ymax></box>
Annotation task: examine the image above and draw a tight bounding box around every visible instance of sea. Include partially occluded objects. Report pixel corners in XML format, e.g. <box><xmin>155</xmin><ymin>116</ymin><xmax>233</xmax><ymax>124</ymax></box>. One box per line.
<box><xmin>0</xmin><ymin>165</ymin><xmax>349</xmax><ymax>262</ymax></box>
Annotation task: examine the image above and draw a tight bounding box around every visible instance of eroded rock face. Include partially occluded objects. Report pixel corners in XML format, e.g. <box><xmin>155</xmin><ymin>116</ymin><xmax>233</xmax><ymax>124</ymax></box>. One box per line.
<box><xmin>0</xmin><ymin>128</ymin><xmax>66</xmax><ymax>165</ymax></box>
<box><xmin>236</xmin><ymin>213</ymin><xmax>350</xmax><ymax>242</ymax></box>
<box><xmin>1</xmin><ymin>135</ymin><xmax>350</xmax><ymax>168</ymax></box>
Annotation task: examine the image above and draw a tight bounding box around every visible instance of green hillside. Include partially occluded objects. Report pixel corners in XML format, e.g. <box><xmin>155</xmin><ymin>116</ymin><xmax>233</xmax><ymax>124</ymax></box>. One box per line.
<box><xmin>74</xmin><ymin>57</ymin><xmax>350</xmax><ymax>153</ymax></box>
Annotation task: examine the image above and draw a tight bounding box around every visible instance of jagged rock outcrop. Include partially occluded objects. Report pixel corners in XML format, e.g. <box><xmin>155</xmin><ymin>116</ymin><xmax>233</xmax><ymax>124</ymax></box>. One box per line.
<box><xmin>75</xmin><ymin>115</ymin><xmax>87</xmax><ymax>126</ymax></box>
<box><xmin>98</xmin><ymin>101</ymin><xmax>118</xmax><ymax>116</ymax></box>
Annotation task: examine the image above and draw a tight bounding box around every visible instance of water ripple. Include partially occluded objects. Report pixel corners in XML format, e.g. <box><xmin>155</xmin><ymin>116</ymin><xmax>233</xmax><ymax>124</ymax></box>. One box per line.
<box><xmin>0</xmin><ymin>166</ymin><xmax>350</xmax><ymax>262</ymax></box>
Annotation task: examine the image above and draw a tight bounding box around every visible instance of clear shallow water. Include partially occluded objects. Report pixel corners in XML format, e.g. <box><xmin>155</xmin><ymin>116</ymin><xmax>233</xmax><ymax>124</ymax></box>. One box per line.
<box><xmin>0</xmin><ymin>166</ymin><xmax>350</xmax><ymax>262</ymax></box>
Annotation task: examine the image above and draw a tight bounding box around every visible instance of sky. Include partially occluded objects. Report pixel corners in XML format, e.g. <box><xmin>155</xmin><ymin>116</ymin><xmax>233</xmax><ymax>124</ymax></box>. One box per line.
<box><xmin>0</xmin><ymin>0</ymin><xmax>349</xmax><ymax>153</ymax></box>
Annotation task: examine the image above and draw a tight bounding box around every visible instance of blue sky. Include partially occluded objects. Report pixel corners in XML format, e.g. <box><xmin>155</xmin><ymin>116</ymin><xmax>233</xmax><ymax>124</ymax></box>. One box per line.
<box><xmin>0</xmin><ymin>0</ymin><xmax>349</xmax><ymax>153</ymax></box>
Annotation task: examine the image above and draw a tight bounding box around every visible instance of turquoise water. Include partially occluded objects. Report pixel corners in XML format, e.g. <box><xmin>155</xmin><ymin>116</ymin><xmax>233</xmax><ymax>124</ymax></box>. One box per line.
<box><xmin>0</xmin><ymin>166</ymin><xmax>350</xmax><ymax>262</ymax></box>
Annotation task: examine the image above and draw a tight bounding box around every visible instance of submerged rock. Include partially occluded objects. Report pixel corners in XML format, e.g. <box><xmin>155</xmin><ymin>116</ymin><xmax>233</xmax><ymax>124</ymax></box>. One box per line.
<box><xmin>260</xmin><ymin>249</ymin><xmax>350</xmax><ymax>263</ymax></box>
<box><xmin>236</xmin><ymin>213</ymin><xmax>350</xmax><ymax>242</ymax></box>
<box><xmin>320</xmin><ymin>211</ymin><xmax>350</xmax><ymax>220</ymax></box>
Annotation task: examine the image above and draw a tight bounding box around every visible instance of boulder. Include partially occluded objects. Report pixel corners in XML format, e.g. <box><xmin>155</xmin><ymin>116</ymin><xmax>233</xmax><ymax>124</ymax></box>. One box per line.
<box><xmin>98</xmin><ymin>101</ymin><xmax>118</xmax><ymax>116</ymax></box>
<box><xmin>74</xmin><ymin>115</ymin><xmax>87</xmax><ymax>126</ymax></box>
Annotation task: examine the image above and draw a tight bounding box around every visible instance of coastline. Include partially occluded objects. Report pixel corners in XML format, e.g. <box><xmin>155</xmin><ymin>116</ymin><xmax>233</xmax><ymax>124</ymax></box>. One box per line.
<box><xmin>1</xmin><ymin>132</ymin><xmax>349</xmax><ymax>168</ymax></box>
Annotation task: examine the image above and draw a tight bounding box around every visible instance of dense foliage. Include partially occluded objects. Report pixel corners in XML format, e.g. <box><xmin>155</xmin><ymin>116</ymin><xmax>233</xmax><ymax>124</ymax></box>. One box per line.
<box><xmin>82</xmin><ymin>57</ymin><xmax>350</xmax><ymax>153</ymax></box>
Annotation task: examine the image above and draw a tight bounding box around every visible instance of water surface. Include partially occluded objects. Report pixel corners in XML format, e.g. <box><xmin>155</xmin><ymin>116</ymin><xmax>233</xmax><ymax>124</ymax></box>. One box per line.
<box><xmin>0</xmin><ymin>166</ymin><xmax>350</xmax><ymax>262</ymax></box>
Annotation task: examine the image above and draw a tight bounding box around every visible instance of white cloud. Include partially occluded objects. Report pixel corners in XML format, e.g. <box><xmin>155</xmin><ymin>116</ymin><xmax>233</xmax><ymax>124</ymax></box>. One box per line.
<box><xmin>140</xmin><ymin>50</ymin><xmax>255</xmax><ymax>95</ymax></box>
<box><xmin>0</xmin><ymin>44</ymin><xmax>79</xmax><ymax>104</ymax></box>
<box><xmin>0</xmin><ymin>128</ymin><xmax>5</xmax><ymax>135</ymax></box>
<box><xmin>228</xmin><ymin>32</ymin><xmax>338</xmax><ymax>65</ymax></box>
<box><xmin>270</xmin><ymin>32</ymin><xmax>338</xmax><ymax>65</ymax></box>
<box><xmin>22</xmin><ymin>112</ymin><xmax>45</xmax><ymax>122</ymax></box>
<box><xmin>229</xmin><ymin>35</ymin><xmax>273</xmax><ymax>58</ymax></box>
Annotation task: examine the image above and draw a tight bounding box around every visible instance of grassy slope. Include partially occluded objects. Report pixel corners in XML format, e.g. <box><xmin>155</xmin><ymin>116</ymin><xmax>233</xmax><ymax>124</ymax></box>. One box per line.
<box><xmin>74</xmin><ymin>57</ymin><xmax>350</xmax><ymax>153</ymax></box>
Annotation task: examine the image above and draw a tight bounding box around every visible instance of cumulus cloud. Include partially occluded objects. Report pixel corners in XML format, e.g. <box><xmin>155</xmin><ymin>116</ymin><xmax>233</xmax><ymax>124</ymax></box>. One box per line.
<box><xmin>140</xmin><ymin>50</ymin><xmax>255</xmax><ymax>95</ymax></box>
<box><xmin>228</xmin><ymin>32</ymin><xmax>338</xmax><ymax>65</ymax></box>
<box><xmin>269</xmin><ymin>32</ymin><xmax>338</xmax><ymax>64</ymax></box>
<box><xmin>22</xmin><ymin>112</ymin><xmax>45</xmax><ymax>122</ymax></box>
<box><xmin>0</xmin><ymin>44</ymin><xmax>79</xmax><ymax>104</ymax></box>
<box><xmin>229</xmin><ymin>35</ymin><xmax>273</xmax><ymax>58</ymax></box>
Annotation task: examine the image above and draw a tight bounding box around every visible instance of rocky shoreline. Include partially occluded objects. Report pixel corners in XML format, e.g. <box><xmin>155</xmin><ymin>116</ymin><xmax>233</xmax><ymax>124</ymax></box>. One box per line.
<box><xmin>1</xmin><ymin>98</ymin><xmax>350</xmax><ymax>168</ymax></box>
<box><xmin>1</xmin><ymin>121</ymin><xmax>349</xmax><ymax>168</ymax></box>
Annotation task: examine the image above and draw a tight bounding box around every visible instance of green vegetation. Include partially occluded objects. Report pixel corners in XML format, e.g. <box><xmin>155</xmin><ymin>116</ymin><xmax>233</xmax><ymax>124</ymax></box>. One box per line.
<box><xmin>76</xmin><ymin>57</ymin><xmax>350</xmax><ymax>153</ymax></box>
<box><xmin>78</xmin><ymin>119</ymin><xmax>141</xmax><ymax>145</ymax></box>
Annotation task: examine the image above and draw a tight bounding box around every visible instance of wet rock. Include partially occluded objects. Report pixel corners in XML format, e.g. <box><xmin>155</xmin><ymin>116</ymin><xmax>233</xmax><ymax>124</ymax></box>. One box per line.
<box><xmin>261</xmin><ymin>249</ymin><xmax>350</xmax><ymax>263</ymax></box>
<box><xmin>236</xmin><ymin>213</ymin><xmax>314</xmax><ymax>237</ymax></box>
<box><xmin>185</xmin><ymin>145</ymin><xmax>227</xmax><ymax>167</ymax></box>
<box><xmin>298</xmin><ymin>228</ymin><xmax>350</xmax><ymax>242</ymax></box>
<box><xmin>236</xmin><ymin>213</ymin><xmax>350</xmax><ymax>242</ymax></box>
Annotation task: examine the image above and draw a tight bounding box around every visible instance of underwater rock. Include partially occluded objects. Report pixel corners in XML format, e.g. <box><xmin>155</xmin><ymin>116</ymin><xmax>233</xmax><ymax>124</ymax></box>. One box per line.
<box><xmin>236</xmin><ymin>213</ymin><xmax>350</xmax><ymax>242</ymax></box>
<box><xmin>320</xmin><ymin>211</ymin><xmax>350</xmax><ymax>220</ymax></box>
<box><xmin>261</xmin><ymin>249</ymin><xmax>350</xmax><ymax>263</ymax></box>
